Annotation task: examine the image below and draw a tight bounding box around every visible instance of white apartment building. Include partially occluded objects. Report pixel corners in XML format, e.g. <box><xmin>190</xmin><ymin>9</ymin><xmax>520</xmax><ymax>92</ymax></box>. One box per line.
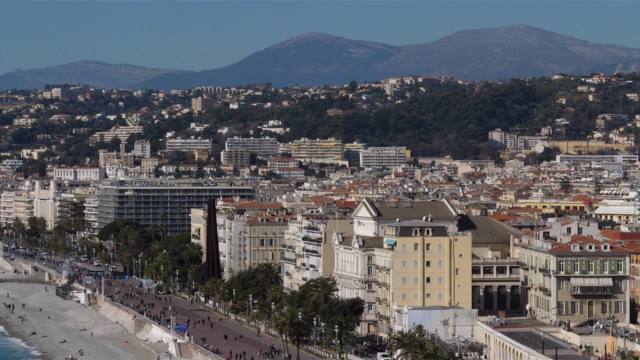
<box><xmin>133</xmin><ymin>140</ymin><xmax>151</xmax><ymax>158</ymax></box>
<box><xmin>90</xmin><ymin>126</ymin><xmax>144</xmax><ymax>145</ymax></box>
<box><xmin>0</xmin><ymin>190</ymin><xmax>16</xmax><ymax>227</ymax></box>
<box><xmin>224</xmin><ymin>136</ymin><xmax>279</xmax><ymax>159</ymax></box>
<box><xmin>52</xmin><ymin>167</ymin><xmax>105</xmax><ymax>181</ymax></box>
<box><xmin>360</xmin><ymin>147</ymin><xmax>408</xmax><ymax>169</ymax></box>
<box><xmin>282</xmin><ymin>215</ymin><xmax>325</xmax><ymax>291</ymax></box>
<box><xmin>165</xmin><ymin>138</ymin><xmax>212</xmax><ymax>152</ymax></box>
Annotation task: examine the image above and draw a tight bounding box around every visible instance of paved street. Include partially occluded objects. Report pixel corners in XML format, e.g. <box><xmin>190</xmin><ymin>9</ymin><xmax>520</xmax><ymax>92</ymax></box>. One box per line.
<box><xmin>98</xmin><ymin>277</ymin><xmax>325</xmax><ymax>360</ymax></box>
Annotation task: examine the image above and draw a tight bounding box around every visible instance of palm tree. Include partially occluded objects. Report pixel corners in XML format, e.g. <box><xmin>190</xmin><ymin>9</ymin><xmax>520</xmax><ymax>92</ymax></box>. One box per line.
<box><xmin>255</xmin><ymin>262</ymin><xmax>282</xmax><ymax>290</ymax></box>
<box><xmin>181</xmin><ymin>242</ymin><xmax>203</xmax><ymax>265</ymax></box>
<box><xmin>307</xmin><ymin>277</ymin><xmax>338</xmax><ymax>310</ymax></box>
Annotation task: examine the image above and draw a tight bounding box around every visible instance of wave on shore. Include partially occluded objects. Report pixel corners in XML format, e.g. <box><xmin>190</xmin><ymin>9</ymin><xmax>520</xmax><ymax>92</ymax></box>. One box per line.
<box><xmin>0</xmin><ymin>324</ymin><xmax>42</xmax><ymax>360</ymax></box>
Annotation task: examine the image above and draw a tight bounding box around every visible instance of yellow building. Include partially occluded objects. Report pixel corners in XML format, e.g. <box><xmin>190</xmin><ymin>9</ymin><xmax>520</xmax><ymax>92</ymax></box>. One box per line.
<box><xmin>375</xmin><ymin>221</ymin><xmax>473</xmax><ymax>338</ymax></box>
<box><xmin>541</xmin><ymin>140</ymin><xmax>629</xmax><ymax>154</ymax></box>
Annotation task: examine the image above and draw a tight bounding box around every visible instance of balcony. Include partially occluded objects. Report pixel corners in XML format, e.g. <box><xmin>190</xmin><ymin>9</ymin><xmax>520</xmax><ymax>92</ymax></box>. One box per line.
<box><xmin>538</xmin><ymin>268</ymin><xmax>551</xmax><ymax>276</ymax></box>
<box><xmin>538</xmin><ymin>286</ymin><xmax>551</xmax><ymax>296</ymax></box>
<box><xmin>571</xmin><ymin>286</ymin><xmax>619</xmax><ymax>297</ymax></box>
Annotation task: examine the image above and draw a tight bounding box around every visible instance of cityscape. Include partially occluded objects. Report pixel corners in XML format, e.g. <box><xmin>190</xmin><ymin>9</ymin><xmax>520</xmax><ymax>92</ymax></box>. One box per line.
<box><xmin>4</xmin><ymin>1</ymin><xmax>640</xmax><ymax>360</ymax></box>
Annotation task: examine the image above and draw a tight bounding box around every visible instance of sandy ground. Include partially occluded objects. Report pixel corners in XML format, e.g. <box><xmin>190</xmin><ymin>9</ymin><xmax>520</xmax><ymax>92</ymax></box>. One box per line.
<box><xmin>0</xmin><ymin>268</ymin><xmax>175</xmax><ymax>360</ymax></box>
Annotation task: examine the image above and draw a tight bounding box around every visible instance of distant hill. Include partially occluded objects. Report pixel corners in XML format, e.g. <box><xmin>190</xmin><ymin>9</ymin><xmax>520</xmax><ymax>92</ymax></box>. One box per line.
<box><xmin>0</xmin><ymin>60</ymin><xmax>188</xmax><ymax>90</ymax></box>
<box><xmin>138</xmin><ymin>25</ymin><xmax>640</xmax><ymax>89</ymax></box>
<box><xmin>4</xmin><ymin>25</ymin><xmax>640</xmax><ymax>90</ymax></box>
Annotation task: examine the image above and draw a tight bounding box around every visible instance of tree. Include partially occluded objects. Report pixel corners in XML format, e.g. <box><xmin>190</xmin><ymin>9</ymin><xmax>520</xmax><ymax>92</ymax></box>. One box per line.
<box><xmin>254</xmin><ymin>262</ymin><xmax>282</xmax><ymax>291</ymax></box>
<box><xmin>560</xmin><ymin>176</ymin><xmax>573</xmax><ymax>195</ymax></box>
<box><xmin>181</xmin><ymin>242</ymin><xmax>203</xmax><ymax>265</ymax></box>
<box><xmin>390</xmin><ymin>325</ymin><xmax>453</xmax><ymax>360</ymax></box>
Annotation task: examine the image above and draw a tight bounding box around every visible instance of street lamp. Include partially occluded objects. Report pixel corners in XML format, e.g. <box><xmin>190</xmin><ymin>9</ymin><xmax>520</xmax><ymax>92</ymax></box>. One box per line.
<box><xmin>233</xmin><ymin>289</ymin><xmax>236</xmax><ymax>303</ymax></box>
<box><xmin>313</xmin><ymin>317</ymin><xmax>317</xmax><ymax>347</ymax></box>
<box><xmin>334</xmin><ymin>324</ymin><xmax>339</xmax><ymax>353</ymax></box>
<box><xmin>160</xmin><ymin>265</ymin><xmax>164</xmax><ymax>283</ymax></box>
<box><xmin>249</xmin><ymin>295</ymin><xmax>253</xmax><ymax>317</ymax></box>
<box><xmin>175</xmin><ymin>269</ymin><xmax>179</xmax><ymax>291</ymax></box>
<box><xmin>144</xmin><ymin>261</ymin><xmax>147</xmax><ymax>278</ymax></box>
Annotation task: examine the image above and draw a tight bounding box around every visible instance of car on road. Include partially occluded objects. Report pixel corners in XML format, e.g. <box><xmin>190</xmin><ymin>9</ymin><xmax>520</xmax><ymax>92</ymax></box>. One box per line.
<box><xmin>86</xmin><ymin>260</ymin><xmax>94</xmax><ymax>265</ymax></box>
<box><xmin>377</xmin><ymin>352</ymin><xmax>392</xmax><ymax>360</ymax></box>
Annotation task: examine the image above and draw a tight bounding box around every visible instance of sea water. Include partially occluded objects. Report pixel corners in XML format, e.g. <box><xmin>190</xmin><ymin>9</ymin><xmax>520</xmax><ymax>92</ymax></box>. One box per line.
<box><xmin>0</xmin><ymin>325</ymin><xmax>41</xmax><ymax>360</ymax></box>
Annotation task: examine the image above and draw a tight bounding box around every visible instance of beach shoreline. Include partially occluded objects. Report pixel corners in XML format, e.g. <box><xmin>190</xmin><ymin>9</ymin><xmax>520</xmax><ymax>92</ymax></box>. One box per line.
<box><xmin>0</xmin><ymin>269</ymin><xmax>173</xmax><ymax>360</ymax></box>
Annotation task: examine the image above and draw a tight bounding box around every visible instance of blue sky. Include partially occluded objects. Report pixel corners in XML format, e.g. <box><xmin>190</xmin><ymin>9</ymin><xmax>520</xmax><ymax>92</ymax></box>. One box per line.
<box><xmin>1</xmin><ymin>1</ymin><xmax>639</xmax><ymax>75</ymax></box>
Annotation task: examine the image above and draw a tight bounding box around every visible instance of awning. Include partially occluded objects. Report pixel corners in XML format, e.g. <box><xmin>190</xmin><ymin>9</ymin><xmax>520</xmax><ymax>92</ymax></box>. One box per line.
<box><xmin>384</xmin><ymin>239</ymin><xmax>397</xmax><ymax>246</ymax></box>
<box><xmin>598</xmin><ymin>278</ymin><xmax>613</xmax><ymax>286</ymax></box>
<box><xmin>570</xmin><ymin>278</ymin><xmax>584</xmax><ymax>285</ymax></box>
<box><xmin>570</xmin><ymin>277</ymin><xmax>613</xmax><ymax>286</ymax></box>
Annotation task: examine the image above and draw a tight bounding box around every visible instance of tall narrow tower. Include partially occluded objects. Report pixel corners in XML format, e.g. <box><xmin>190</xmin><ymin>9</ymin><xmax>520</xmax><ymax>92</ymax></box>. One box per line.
<box><xmin>205</xmin><ymin>199</ymin><xmax>222</xmax><ymax>279</ymax></box>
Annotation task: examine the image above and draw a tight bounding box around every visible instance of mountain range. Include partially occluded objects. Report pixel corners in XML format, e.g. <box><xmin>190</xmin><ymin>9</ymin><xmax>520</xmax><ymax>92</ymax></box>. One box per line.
<box><xmin>2</xmin><ymin>25</ymin><xmax>640</xmax><ymax>90</ymax></box>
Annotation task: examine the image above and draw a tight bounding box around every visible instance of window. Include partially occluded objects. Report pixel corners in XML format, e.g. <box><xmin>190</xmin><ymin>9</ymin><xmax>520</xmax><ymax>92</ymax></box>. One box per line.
<box><xmin>260</xmin><ymin>239</ymin><xmax>265</xmax><ymax>246</ymax></box>
<box><xmin>566</xmin><ymin>227</ymin><xmax>572</xmax><ymax>235</ymax></box>
<box><xmin>578</xmin><ymin>227</ymin><xmax>583</xmax><ymax>235</ymax></box>
<box><xmin>602</xmin><ymin>301</ymin><xmax>608</xmax><ymax>314</ymax></box>
<box><xmin>438</xmin><ymin>277</ymin><xmax>443</xmax><ymax>284</ymax></box>
<box><xmin>426</xmin><ymin>261</ymin><xmax>431</xmax><ymax>267</ymax></box>
<box><xmin>589</xmin><ymin>261</ymin><xmax>594</xmax><ymax>274</ymax></box>
<box><xmin>571</xmin><ymin>301</ymin><xmax>582</xmax><ymax>315</ymax></box>
<box><xmin>414</xmin><ymin>261</ymin><xmax>418</xmax><ymax>267</ymax></box>
<box><xmin>603</xmin><ymin>260</ymin><xmax>609</xmax><ymax>274</ymax></box>
<box><xmin>573</xmin><ymin>261</ymin><xmax>579</xmax><ymax>273</ymax></box>
<box><xmin>367</xmin><ymin>256</ymin><xmax>373</xmax><ymax>264</ymax></box>
<box><xmin>472</xmin><ymin>267</ymin><xmax>481</xmax><ymax>274</ymax></box>
<box><xmin>414</xmin><ymin>277</ymin><xmax>418</xmax><ymax>284</ymax></box>
<box><xmin>615</xmin><ymin>301</ymin><xmax>624</xmax><ymax>313</ymax></box>
<box><xmin>483</xmin><ymin>266</ymin><xmax>494</xmax><ymax>274</ymax></box>
<box><xmin>618</xmin><ymin>261</ymin><xmax>624</xmax><ymax>273</ymax></box>
<box><xmin>510</xmin><ymin>267</ymin><xmax>520</xmax><ymax>275</ymax></box>
<box><xmin>402</xmin><ymin>261</ymin><xmax>406</xmax><ymax>267</ymax></box>
<box><xmin>402</xmin><ymin>277</ymin><xmax>406</xmax><ymax>284</ymax></box>
<box><xmin>367</xmin><ymin>266</ymin><xmax>375</xmax><ymax>275</ymax></box>
<box><xmin>438</xmin><ymin>244</ymin><xmax>443</xmax><ymax>251</ymax></box>
<box><xmin>438</xmin><ymin>293</ymin><xmax>443</xmax><ymax>300</ymax></box>
<box><xmin>558</xmin><ymin>279</ymin><xmax>566</xmax><ymax>290</ymax></box>
<box><xmin>426</xmin><ymin>293</ymin><xmax>431</xmax><ymax>298</ymax></box>
<box><xmin>414</xmin><ymin>243</ymin><xmax>419</xmax><ymax>251</ymax></box>
<box><xmin>426</xmin><ymin>243</ymin><xmax>431</xmax><ymax>251</ymax></box>
<box><xmin>367</xmin><ymin>305</ymin><xmax>373</xmax><ymax>311</ymax></box>
<box><xmin>252</xmin><ymin>239</ymin><xmax>257</xmax><ymax>247</ymax></box>
<box><xmin>438</xmin><ymin>260</ymin><xmax>443</xmax><ymax>268</ymax></box>
<box><xmin>269</xmin><ymin>239</ymin><xmax>274</xmax><ymax>246</ymax></box>
<box><xmin>367</xmin><ymin>283</ymin><xmax>373</xmax><ymax>290</ymax></box>
<box><xmin>270</xmin><ymin>252</ymin><xmax>275</xmax><ymax>260</ymax></box>
<box><xmin>455</xmin><ymin>268</ymin><xmax>460</xmax><ymax>275</ymax></box>
<box><xmin>426</xmin><ymin>277</ymin><xmax>431</xmax><ymax>284</ymax></box>
<box><xmin>402</xmin><ymin>244</ymin><xmax>407</xmax><ymax>251</ymax></box>
<box><xmin>558</xmin><ymin>261</ymin><xmax>565</xmax><ymax>273</ymax></box>
<box><xmin>496</xmin><ymin>266</ymin><xmax>507</xmax><ymax>274</ymax></box>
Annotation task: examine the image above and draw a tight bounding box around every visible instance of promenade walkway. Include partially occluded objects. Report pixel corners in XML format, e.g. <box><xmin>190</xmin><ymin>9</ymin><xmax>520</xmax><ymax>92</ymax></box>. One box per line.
<box><xmin>100</xmin><ymin>278</ymin><xmax>328</xmax><ymax>360</ymax></box>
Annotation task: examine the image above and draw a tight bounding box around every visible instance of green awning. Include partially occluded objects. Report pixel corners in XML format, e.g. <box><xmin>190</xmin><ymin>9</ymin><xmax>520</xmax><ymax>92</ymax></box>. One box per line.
<box><xmin>384</xmin><ymin>239</ymin><xmax>397</xmax><ymax>246</ymax></box>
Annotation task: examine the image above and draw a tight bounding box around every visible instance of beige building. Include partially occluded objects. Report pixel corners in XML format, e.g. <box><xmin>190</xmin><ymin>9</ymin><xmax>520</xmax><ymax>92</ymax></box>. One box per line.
<box><xmin>519</xmin><ymin>235</ymin><xmax>631</xmax><ymax>326</ymax></box>
<box><xmin>375</xmin><ymin>221</ymin><xmax>473</xmax><ymax>338</ymax></box>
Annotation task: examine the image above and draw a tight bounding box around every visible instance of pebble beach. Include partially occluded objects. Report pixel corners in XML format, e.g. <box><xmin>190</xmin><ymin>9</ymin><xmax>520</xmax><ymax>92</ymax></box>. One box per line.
<box><xmin>0</xmin><ymin>268</ymin><xmax>173</xmax><ymax>360</ymax></box>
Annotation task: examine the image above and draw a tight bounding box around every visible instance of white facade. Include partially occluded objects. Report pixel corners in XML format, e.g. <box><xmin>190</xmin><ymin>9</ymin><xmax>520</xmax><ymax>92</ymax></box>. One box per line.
<box><xmin>133</xmin><ymin>140</ymin><xmax>151</xmax><ymax>158</ymax></box>
<box><xmin>360</xmin><ymin>147</ymin><xmax>407</xmax><ymax>168</ymax></box>
<box><xmin>166</xmin><ymin>138</ymin><xmax>212</xmax><ymax>152</ymax></box>
<box><xmin>224</xmin><ymin>136</ymin><xmax>279</xmax><ymax>159</ymax></box>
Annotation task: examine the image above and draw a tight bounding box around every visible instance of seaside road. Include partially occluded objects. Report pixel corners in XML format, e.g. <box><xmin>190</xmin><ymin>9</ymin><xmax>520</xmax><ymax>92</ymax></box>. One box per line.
<box><xmin>101</xmin><ymin>278</ymin><xmax>324</xmax><ymax>360</ymax></box>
